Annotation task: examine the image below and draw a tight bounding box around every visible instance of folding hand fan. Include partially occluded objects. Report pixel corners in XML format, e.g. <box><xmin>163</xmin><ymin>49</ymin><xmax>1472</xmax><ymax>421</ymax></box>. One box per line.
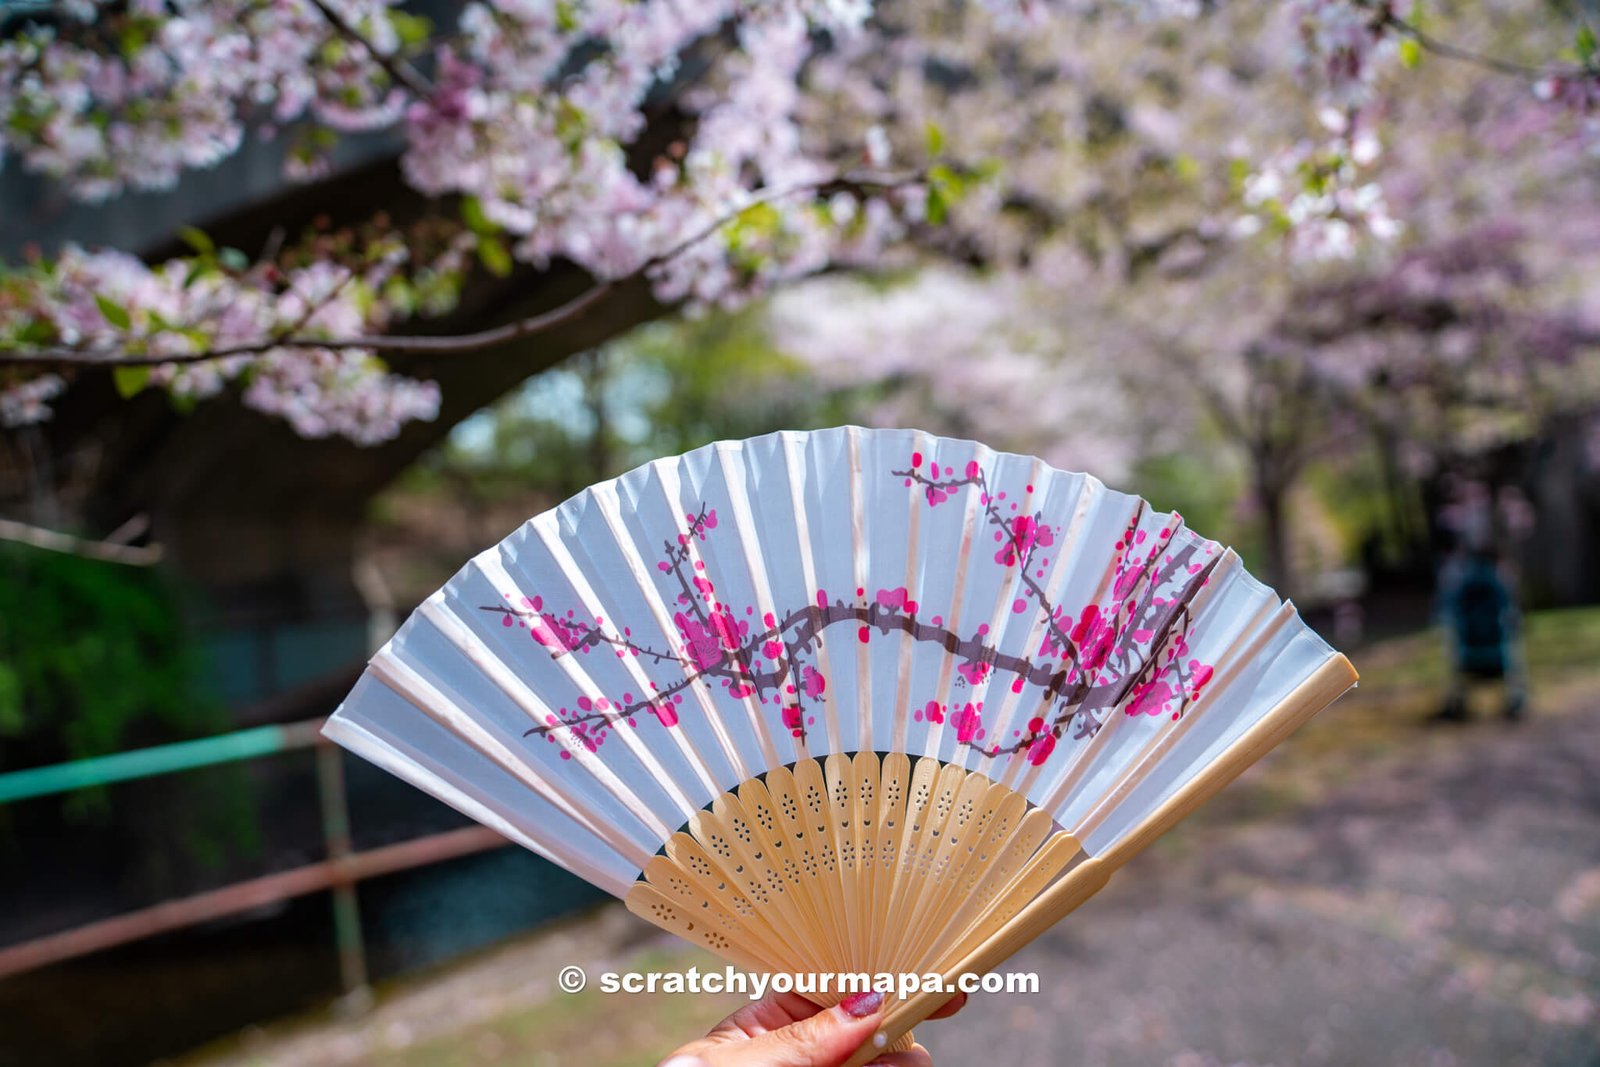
<box><xmin>325</xmin><ymin>426</ymin><xmax>1356</xmax><ymax>1061</ymax></box>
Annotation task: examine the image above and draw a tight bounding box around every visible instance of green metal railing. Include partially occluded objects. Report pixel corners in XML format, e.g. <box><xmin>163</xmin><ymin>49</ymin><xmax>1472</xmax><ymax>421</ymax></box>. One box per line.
<box><xmin>0</xmin><ymin>721</ymin><xmax>322</xmax><ymax>803</ymax></box>
<box><xmin>0</xmin><ymin>718</ymin><xmax>508</xmax><ymax>993</ymax></box>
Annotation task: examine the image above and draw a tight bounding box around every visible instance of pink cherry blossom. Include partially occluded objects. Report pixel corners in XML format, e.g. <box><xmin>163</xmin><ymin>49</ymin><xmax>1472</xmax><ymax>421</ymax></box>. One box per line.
<box><xmin>875</xmin><ymin>586</ymin><xmax>918</xmax><ymax>614</ymax></box>
<box><xmin>674</xmin><ymin>611</ymin><xmax>724</xmax><ymax>670</ymax></box>
<box><xmin>1125</xmin><ymin>679</ymin><xmax>1177</xmax><ymax>718</ymax></box>
<box><xmin>529</xmin><ymin>612</ymin><xmax>583</xmax><ymax>653</ymax></box>
<box><xmin>995</xmin><ymin>514</ymin><xmax>1054</xmax><ymax>567</ymax></box>
<box><xmin>953</xmin><ymin>702</ymin><xmax>984</xmax><ymax>742</ymax></box>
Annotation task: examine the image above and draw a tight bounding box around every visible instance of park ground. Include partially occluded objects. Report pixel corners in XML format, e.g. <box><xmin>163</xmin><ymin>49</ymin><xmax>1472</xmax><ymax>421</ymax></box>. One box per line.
<box><xmin>177</xmin><ymin>610</ymin><xmax>1600</xmax><ymax>1067</ymax></box>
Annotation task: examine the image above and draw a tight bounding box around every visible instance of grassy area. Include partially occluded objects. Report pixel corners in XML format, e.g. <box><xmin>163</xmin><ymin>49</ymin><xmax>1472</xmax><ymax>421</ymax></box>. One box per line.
<box><xmin>185</xmin><ymin>608</ymin><xmax>1600</xmax><ymax>1067</ymax></box>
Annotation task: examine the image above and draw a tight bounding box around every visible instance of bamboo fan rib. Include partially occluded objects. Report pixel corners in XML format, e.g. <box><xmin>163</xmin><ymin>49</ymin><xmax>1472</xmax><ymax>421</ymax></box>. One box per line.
<box><xmin>324</xmin><ymin>425</ymin><xmax>1358</xmax><ymax>1056</ymax></box>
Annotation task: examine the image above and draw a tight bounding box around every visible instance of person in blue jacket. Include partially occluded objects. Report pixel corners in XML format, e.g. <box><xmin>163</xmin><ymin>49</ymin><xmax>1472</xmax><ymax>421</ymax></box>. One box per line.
<box><xmin>1435</xmin><ymin>542</ymin><xmax>1528</xmax><ymax>722</ymax></box>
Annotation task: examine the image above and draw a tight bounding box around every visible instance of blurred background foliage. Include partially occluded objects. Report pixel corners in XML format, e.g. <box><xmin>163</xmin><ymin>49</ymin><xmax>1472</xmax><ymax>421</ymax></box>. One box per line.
<box><xmin>0</xmin><ymin>541</ymin><xmax>259</xmax><ymax>881</ymax></box>
<box><xmin>0</xmin><ymin>541</ymin><xmax>214</xmax><ymax>765</ymax></box>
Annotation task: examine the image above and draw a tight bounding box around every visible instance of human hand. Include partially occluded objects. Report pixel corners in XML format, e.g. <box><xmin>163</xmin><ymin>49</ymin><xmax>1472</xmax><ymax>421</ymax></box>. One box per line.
<box><xmin>658</xmin><ymin>989</ymin><xmax>967</xmax><ymax>1067</ymax></box>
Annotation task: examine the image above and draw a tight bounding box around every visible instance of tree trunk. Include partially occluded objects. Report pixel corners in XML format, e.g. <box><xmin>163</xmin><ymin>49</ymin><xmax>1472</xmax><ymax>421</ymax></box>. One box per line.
<box><xmin>1256</xmin><ymin>463</ymin><xmax>1293</xmax><ymax>597</ymax></box>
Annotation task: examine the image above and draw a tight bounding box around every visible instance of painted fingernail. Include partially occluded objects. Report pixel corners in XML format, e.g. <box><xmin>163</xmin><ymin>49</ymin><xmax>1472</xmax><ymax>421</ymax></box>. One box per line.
<box><xmin>839</xmin><ymin>990</ymin><xmax>885</xmax><ymax>1017</ymax></box>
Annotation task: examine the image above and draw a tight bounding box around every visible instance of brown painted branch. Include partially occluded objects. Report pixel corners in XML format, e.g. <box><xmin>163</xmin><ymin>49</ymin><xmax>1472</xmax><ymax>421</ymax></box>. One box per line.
<box><xmin>485</xmin><ymin>607</ymin><xmax>690</xmax><ymax>669</ymax></box>
<box><xmin>1</xmin><ymin>169</ymin><xmax>923</xmax><ymax>371</ymax></box>
<box><xmin>517</xmin><ymin>598</ymin><xmax>1137</xmax><ymax>738</ymax></box>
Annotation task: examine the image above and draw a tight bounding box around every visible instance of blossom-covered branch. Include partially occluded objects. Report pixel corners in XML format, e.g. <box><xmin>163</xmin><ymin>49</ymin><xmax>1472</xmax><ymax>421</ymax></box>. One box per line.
<box><xmin>1</xmin><ymin>168</ymin><xmax>923</xmax><ymax>370</ymax></box>
<box><xmin>303</xmin><ymin>0</ymin><xmax>433</xmax><ymax>98</ymax></box>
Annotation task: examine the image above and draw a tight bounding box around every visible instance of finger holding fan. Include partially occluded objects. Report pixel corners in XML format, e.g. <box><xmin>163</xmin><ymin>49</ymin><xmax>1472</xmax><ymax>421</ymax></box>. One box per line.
<box><xmin>325</xmin><ymin>426</ymin><xmax>1358</xmax><ymax>1062</ymax></box>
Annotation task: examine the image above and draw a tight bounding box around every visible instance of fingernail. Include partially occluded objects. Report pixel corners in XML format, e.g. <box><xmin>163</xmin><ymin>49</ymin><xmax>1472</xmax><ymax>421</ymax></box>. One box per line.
<box><xmin>839</xmin><ymin>990</ymin><xmax>885</xmax><ymax>1017</ymax></box>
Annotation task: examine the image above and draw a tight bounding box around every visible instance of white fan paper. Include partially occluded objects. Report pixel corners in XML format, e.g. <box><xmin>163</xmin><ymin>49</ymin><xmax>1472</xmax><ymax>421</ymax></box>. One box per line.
<box><xmin>326</xmin><ymin>426</ymin><xmax>1355</xmax><ymax>1049</ymax></box>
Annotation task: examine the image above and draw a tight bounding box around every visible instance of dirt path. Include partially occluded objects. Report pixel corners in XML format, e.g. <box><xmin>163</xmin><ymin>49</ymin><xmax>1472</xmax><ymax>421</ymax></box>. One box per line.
<box><xmin>181</xmin><ymin>625</ymin><xmax>1600</xmax><ymax>1067</ymax></box>
<box><xmin>925</xmin><ymin>689</ymin><xmax>1600</xmax><ymax>1067</ymax></box>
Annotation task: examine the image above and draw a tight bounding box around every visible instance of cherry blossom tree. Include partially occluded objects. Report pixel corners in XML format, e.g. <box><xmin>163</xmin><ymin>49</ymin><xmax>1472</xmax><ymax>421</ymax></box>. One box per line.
<box><xmin>756</xmin><ymin>0</ymin><xmax>1600</xmax><ymax>594</ymax></box>
<box><xmin>2</xmin><ymin>0</ymin><xmax>1597</xmax><ymax>449</ymax></box>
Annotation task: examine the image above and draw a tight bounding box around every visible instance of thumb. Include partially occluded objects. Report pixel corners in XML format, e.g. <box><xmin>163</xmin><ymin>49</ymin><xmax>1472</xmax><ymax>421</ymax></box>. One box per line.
<box><xmin>743</xmin><ymin>991</ymin><xmax>888</xmax><ymax>1067</ymax></box>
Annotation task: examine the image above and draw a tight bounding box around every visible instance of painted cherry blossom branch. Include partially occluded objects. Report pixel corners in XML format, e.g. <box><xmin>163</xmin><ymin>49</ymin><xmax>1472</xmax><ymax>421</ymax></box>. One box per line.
<box><xmin>895</xmin><ymin>473</ymin><xmax>1216</xmax><ymax>758</ymax></box>
<box><xmin>482</xmin><ymin>610</ymin><xmax>692</xmax><ymax>670</ymax></box>
<box><xmin>485</xmin><ymin>462</ymin><xmax>1218</xmax><ymax>760</ymax></box>
<box><xmin>970</xmin><ymin>548</ymin><xmax>1214</xmax><ymax>758</ymax></box>
<box><xmin>894</xmin><ymin>463</ymin><xmax>1089</xmax><ymax>672</ymax></box>
<box><xmin>495</xmin><ymin>597</ymin><xmax>1087</xmax><ymax>737</ymax></box>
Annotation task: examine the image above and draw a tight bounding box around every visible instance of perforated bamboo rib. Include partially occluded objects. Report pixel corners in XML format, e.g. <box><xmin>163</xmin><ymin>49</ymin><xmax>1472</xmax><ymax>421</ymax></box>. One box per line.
<box><xmin>625</xmin><ymin>654</ymin><xmax>1356</xmax><ymax>1067</ymax></box>
<box><xmin>625</xmin><ymin>752</ymin><xmax>1075</xmax><ymax>1055</ymax></box>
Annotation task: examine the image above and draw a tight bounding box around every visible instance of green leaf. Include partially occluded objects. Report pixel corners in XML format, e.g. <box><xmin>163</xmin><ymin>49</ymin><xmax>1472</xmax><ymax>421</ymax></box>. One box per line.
<box><xmin>94</xmin><ymin>294</ymin><xmax>132</xmax><ymax>330</ymax></box>
<box><xmin>390</xmin><ymin>11</ymin><xmax>433</xmax><ymax>48</ymax></box>
<box><xmin>554</xmin><ymin>100</ymin><xmax>588</xmax><ymax>151</ymax></box>
<box><xmin>1577</xmin><ymin>25</ymin><xmax>1598</xmax><ymax>64</ymax></box>
<box><xmin>734</xmin><ymin>201</ymin><xmax>782</xmax><ymax>238</ymax></box>
<box><xmin>0</xmin><ymin>662</ymin><xmax>22</xmax><ymax>735</ymax></box>
<box><xmin>1399</xmin><ymin>37</ymin><xmax>1422</xmax><ymax>69</ymax></box>
<box><xmin>112</xmin><ymin>364</ymin><xmax>151</xmax><ymax>399</ymax></box>
<box><xmin>476</xmin><ymin>235</ymin><xmax>513</xmax><ymax>278</ymax></box>
<box><xmin>117</xmin><ymin>23</ymin><xmax>149</xmax><ymax>56</ymax></box>
<box><xmin>218</xmin><ymin>247</ymin><xmax>250</xmax><ymax>272</ymax></box>
<box><xmin>924</xmin><ymin>120</ymin><xmax>945</xmax><ymax>158</ymax></box>
<box><xmin>926</xmin><ymin>163</ymin><xmax>966</xmax><ymax>224</ymax></box>
<box><xmin>970</xmin><ymin>157</ymin><xmax>1004</xmax><ymax>183</ymax></box>
<box><xmin>382</xmin><ymin>275</ymin><xmax>417</xmax><ymax>317</ymax></box>
<box><xmin>461</xmin><ymin>196</ymin><xmax>497</xmax><ymax>235</ymax></box>
<box><xmin>177</xmin><ymin>225</ymin><xmax>215</xmax><ymax>255</ymax></box>
<box><xmin>16</xmin><ymin>318</ymin><xmax>57</xmax><ymax>346</ymax></box>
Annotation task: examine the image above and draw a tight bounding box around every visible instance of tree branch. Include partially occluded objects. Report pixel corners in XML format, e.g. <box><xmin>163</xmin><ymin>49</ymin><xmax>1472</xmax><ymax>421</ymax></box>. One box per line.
<box><xmin>0</xmin><ymin>516</ymin><xmax>163</xmax><ymax>566</ymax></box>
<box><xmin>304</xmin><ymin>0</ymin><xmax>435</xmax><ymax>98</ymax></box>
<box><xmin>1</xmin><ymin>169</ymin><xmax>924</xmax><ymax>371</ymax></box>
<box><xmin>1375</xmin><ymin>6</ymin><xmax>1592</xmax><ymax>81</ymax></box>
